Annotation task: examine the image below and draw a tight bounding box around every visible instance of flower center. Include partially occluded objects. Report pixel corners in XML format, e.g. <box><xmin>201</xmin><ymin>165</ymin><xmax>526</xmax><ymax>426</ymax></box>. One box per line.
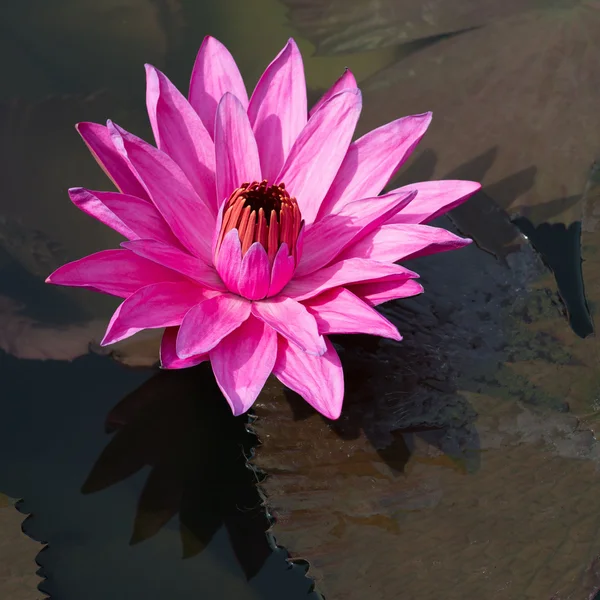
<box><xmin>217</xmin><ymin>180</ymin><xmax>302</xmax><ymax>261</ymax></box>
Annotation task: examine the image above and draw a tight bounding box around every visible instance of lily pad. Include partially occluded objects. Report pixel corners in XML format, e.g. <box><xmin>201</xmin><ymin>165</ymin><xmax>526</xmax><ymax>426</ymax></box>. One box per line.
<box><xmin>282</xmin><ymin>0</ymin><xmax>554</xmax><ymax>55</ymax></box>
<box><xmin>251</xmin><ymin>197</ymin><xmax>600</xmax><ymax>598</ymax></box>
<box><xmin>0</xmin><ymin>94</ymin><xmax>166</xmax><ymax>365</ymax></box>
<box><xmin>359</xmin><ymin>4</ymin><xmax>600</xmax><ymax>228</ymax></box>
<box><xmin>0</xmin><ymin>0</ymin><xmax>181</xmax><ymax>99</ymax></box>
<box><xmin>0</xmin><ymin>496</ymin><xmax>44</xmax><ymax>600</ymax></box>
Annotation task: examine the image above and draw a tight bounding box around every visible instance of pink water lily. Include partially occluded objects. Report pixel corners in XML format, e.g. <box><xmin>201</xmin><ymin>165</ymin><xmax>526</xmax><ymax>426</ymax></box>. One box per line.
<box><xmin>46</xmin><ymin>37</ymin><xmax>480</xmax><ymax>419</ymax></box>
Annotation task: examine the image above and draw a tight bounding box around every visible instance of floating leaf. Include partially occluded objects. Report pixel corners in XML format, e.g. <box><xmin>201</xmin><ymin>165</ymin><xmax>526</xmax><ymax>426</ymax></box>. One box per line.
<box><xmin>282</xmin><ymin>0</ymin><xmax>549</xmax><ymax>55</ymax></box>
<box><xmin>360</xmin><ymin>4</ymin><xmax>600</xmax><ymax>229</ymax></box>
<box><xmin>252</xmin><ymin>196</ymin><xmax>600</xmax><ymax>598</ymax></box>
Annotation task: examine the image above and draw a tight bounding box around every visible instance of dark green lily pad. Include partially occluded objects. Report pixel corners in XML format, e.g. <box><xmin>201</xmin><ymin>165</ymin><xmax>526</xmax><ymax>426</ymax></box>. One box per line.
<box><xmin>0</xmin><ymin>0</ymin><xmax>181</xmax><ymax>99</ymax></box>
<box><xmin>0</xmin><ymin>94</ymin><xmax>167</xmax><ymax>365</ymax></box>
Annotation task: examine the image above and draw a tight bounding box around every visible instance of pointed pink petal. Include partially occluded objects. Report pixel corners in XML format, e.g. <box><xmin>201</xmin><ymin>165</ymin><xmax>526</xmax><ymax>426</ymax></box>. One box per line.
<box><xmin>273</xmin><ymin>336</ymin><xmax>344</xmax><ymax>420</ymax></box>
<box><xmin>295</xmin><ymin>189</ymin><xmax>416</xmax><ymax>277</ymax></box>
<box><xmin>215</xmin><ymin>93</ymin><xmax>262</xmax><ymax>208</ymax></box>
<box><xmin>283</xmin><ymin>257</ymin><xmax>418</xmax><ymax>302</ymax></box>
<box><xmin>340</xmin><ymin>223</ymin><xmax>471</xmax><ymax>263</ymax></box>
<box><xmin>101</xmin><ymin>281</ymin><xmax>215</xmax><ymax>345</ymax></box>
<box><xmin>146</xmin><ymin>65</ymin><xmax>217</xmax><ymax>213</ymax></box>
<box><xmin>318</xmin><ymin>113</ymin><xmax>432</xmax><ymax>219</ymax></box>
<box><xmin>76</xmin><ymin>122</ymin><xmax>150</xmax><ymax>201</ymax></box>
<box><xmin>248</xmin><ymin>39</ymin><xmax>307</xmax><ymax>181</ymax></box>
<box><xmin>277</xmin><ymin>89</ymin><xmax>362</xmax><ymax>224</ymax></box>
<box><xmin>349</xmin><ymin>278</ymin><xmax>424</xmax><ymax>307</ymax></box>
<box><xmin>189</xmin><ymin>36</ymin><xmax>249</xmax><ymax>136</ymax></box>
<box><xmin>252</xmin><ymin>296</ymin><xmax>325</xmax><ymax>356</ymax></box>
<box><xmin>268</xmin><ymin>243</ymin><xmax>295</xmax><ymax>296</ymax></box>
<box><xmin>210</xmin><ymin>315</ymin><xmax>277</xmax><ymax>415</ymax></box>
<box><xmin>69</xmin><ymin>187</ymin><xmax>137</xmax><ymax>240</ymax></box>
<box><xmin>214</xmin><ymin>229</ymin><xmax>242</xmax><ymax>295</ymax></box>
<box><xmin>238</xmin><ymin>243</ymin><xmax>271</xmax><ymax>300</ymax></box>
<box><xmin>303</xmin><ymin>287</ymin><xmax>400</xmax><ymax>340</ymax></box>
<box><xmin>295</xmin><ymin>224</ymin><xmax>305</xmax><ymax>264</ymax></box>
<box><xmin>69</xmin><ymin>188</ymin><xmax>181</xmax><ymax>247</ymax></box>
<box><xmin>388</xmin><ymin>180</ymin><xmax>482</xmax><ymax>224</ymax></box>
<box><xmin>108</xmin><ymin>122</ymin><xmax>214</xmax><ymax>262</ymax></box>
<box><xmin>309</xmin><ymin>69</ymin><xmax>357</xmax><ymax>117</ymax></box>
<box><xmin>177</xmin><ymin>293</ymin><xmax>251</xmax><ymax>358</ymax></box>
<box><xmin>46</xmin><ymin>249</ymin><xmax>184</xmax><ymax>298</ymax></box>
<box><xmin>122</xmin><ymin>239</ymin><xmax>226</xmax><ymax>291</ymax></box>
<box><xmin>160</xmin><ymin>327</ymin><xmax>207</xmax><ymax>369</ymax></box>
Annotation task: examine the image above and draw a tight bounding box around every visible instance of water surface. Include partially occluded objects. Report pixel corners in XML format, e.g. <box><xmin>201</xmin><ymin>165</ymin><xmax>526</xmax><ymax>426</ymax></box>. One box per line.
<box><xmin>1</xmin><ymin>0</ymin><xmax>600</xmax><ymax>599</ymax></box>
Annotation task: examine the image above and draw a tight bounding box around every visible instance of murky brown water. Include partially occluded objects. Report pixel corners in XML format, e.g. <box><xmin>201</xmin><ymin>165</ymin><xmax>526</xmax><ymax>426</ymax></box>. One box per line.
<box><xmin>1</xmin><ymin>0</ymin><xmax>600</xmax><ymax>599</ymax></box>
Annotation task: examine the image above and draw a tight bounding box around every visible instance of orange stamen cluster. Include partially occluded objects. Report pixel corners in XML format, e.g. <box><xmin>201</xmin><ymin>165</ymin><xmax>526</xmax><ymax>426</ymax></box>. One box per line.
<box><xmin>217</xmin><ymin>180</ymin><xmax>302</xmax><ymax>261</ymax></box>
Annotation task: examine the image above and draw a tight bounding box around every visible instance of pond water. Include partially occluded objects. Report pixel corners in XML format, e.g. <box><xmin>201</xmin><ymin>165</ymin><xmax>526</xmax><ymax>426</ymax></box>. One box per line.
<box><xmin>1</xmin><ymin>0</ymin><xmax>600</xmax><ymax>599</ymax></box>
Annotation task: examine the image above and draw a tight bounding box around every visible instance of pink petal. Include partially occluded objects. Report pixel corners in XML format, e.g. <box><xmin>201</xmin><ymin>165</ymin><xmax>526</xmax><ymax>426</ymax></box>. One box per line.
<box><xmin>75</xmin><ymin>122</ymin><xmax>150</xmax><ymax>201</ymax></box>
<box><xmin>340</xmin><ymin>223</ymin><xmax>471</xmax><ymax>263</ymax></box>
<box><xmin>45</xmin><ymin>249</ymin><xmax>184</xmax><ymax>298</ymax></box>
<box><xmin>277</xmin><ymin>89</ymin><xmax>362</xmax><ymax>225</ymax></box>
<box><xmin>283</xmin><ymin>257</ymin><xmax>418</xmax><ymax>302</ymax></box>
<box><xmin>309</xmin><ymin>69</ymin><xmax>357</xmax><ymax>117</ymax></box>
<box><xmin>108</xmin><ymin>122</ymin><xmax>214</xmax><ymax>262</ymax></box>
<box><xmin>122</xmin><ymin>239</ymin><xmax>226</xmax><ymax>291</ymax></box>
<box><xmin>238</xmin><ymin>243</ymin><xmax>271</xmax><ymax>300</ymax></box>
<box><xmin>273</xmin><ymin>336</ymin><xmax>344</xmax><ymax>420</ymax></box>
<box><xmin>295</xmin><ymin>223</ymin><xmax>306</xmax><ymax>264</ymax></box>
<box><xmin>215</xmin><ymin>93</ymin><xmax>262</xmax><ymax>208</ymax></box>
<box><xmin>69</xmin><ymin>188</ymin><xmax>181</xmax><ymax>247</ymax></box>
<box><xmin>145</xmin><ymin>65</ymin><xmax>217</xmax><ymax>213</ymax></box>
<box><xmin>101</xmin><ymin>281</ymin><xmax>214</xmax><ymax>345</ymax></box>
<box><xmin>268</xmin><ymin>243</ymin><xmax>295</xmax><ymax>296</ymax></box>
<box><xmin>295</xmin><ymin>189</ymin><xmax>416</xmax><ymax>277</ymax></box>
<box><xmin>214</xmin><ymin>229</ymin><xmax>243</xmax><ymax>295</ymax></box>
<box><xmin>388</xmin><ymin>180</ymin><xmax>482</xmax><ymax>224</ymax></box>
<box><xmin>176</xmin><ymin>293</ymin><xmax>251</xmax><ymax>358</ymax></box>
<box><xmin>318</xmin><ymin>113</ymin><xmax>432</xmax><ymax>219</ymax></box>
<box><xmin>210</xmin><ymin>315</ymin><xmax>277</xmax><ymax>416</ymax></box>
<box><xmin>160</xmin><ymin>327</ymin><xmax>207</xmax><ymax>369</ymax></box>
<box><xmin>303</xmin><ymin>287</ymin><xmax>400</xmax><ymax>340</ymax></box>
<box><xmin>189</xmin><ymin>36</ymin><xmax>249</xmax><ymax>136</ymax></box>
<box><xmin>69</xmin><ymin>187</ymin><xmax>137</xmax><ymax>240</ymax></box>
<box><xmin>349</xmin><ymin>278</ymin><xmax>424</xmax><ymax>307</ymax></box>
<box><xmin>248</xmin><ymin>39</ymin><xmax>307</xmax><ymax>181</ymax></box>
<box><xmin>252</xmin><ymin>296</ymin><xmax>325</xmax><ymax>356</ymax></box>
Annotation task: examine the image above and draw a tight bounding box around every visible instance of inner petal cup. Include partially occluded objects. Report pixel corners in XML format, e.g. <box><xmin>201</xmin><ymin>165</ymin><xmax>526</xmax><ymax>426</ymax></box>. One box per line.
<box><xmin>214</xmin><ymin>180</ymin><xmax>303</xmax><ymax>299</ymax></box>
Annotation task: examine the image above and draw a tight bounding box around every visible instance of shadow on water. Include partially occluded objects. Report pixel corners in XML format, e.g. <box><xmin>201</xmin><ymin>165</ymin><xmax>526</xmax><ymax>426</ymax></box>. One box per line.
<box><xmin>282</xmin><ymin>332</ymin><xmax>481</xmax><ymax>477</ymax></box>
<box><xmin>0</xmin><ymin>351</ymin><xmax>318</xmax><ymax>599</ymax></box>
<box><xmin>81</xmin><ymin>366</ymin><xmax>272</xmax><ymax>579</ymax></box>
<box><xmin>513</xmin><ymin>218</ymin><xmax>594</xmax><ymax>339</ymax></box>
<box><xmin>396</xmin><ymin>147</ymin><xmax>597</xmax><ymax>340</ymax></box>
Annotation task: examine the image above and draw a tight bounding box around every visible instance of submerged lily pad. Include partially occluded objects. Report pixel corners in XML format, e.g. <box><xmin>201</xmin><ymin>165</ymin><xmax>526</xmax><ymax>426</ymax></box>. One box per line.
<box><xmin>282</xmin><ymin>0</ymin><xmax>555</xmax><ymax>55</ymax></box>
<box><xmin>359</xmin><ymin>4</ymin><xmax>600</xmax><ymax>228</ymax></box>
<box><xmin>0</xmin><ymin>0</ymin><xmax>181</xmax><ymax>98</ymax></box>
<box><xmin>251</xmin><ymin>197</ymin><xmax>600</xmax><ymax>598</ymax></box>
<box><xmin>0</xmin><ymin>94</ymin><xmax>166</xmax><ymax>365</ymax></box>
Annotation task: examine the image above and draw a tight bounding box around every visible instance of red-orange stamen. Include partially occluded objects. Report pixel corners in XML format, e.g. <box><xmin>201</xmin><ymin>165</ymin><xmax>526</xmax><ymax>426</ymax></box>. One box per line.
<box><xmin>256</xmin><ymin>208</ymin><xmax>268</xmax><ymax>250</ymax></box>
<box><xmin>267</xmin><ymin>210</ymin><xmax>279</xmax><ymax>262</ymax></box>
<box><xmin>217</xmin><ymin>180</ymin><xmax>302</xmax><ymax>262</ymax></box>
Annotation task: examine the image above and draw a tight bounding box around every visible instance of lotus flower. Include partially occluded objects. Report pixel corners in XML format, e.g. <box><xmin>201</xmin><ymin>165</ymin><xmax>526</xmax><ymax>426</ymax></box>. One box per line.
<box><xmin>46</xmin><ymin>36</ymin><xmax>480</xmax><ymax>419</ymax></box>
